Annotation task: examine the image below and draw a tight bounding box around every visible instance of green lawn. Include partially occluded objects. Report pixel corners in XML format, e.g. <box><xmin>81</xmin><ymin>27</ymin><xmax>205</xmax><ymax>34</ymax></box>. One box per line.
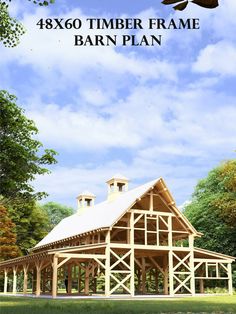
<box><xmin>0</xmin><ymin>295</ymin><xmax>236</xmax><ymax>314</ymax></box>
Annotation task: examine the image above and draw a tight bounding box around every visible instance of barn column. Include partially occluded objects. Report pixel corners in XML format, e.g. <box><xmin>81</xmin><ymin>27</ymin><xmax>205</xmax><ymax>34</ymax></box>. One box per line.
<box><xmin>199</xmin><ymin>279</ymin><xmax>204</xmax><ymax>293</ymax></box>
<box><xmin>168</xmin><ymin>250</ymin><xmax>174</xmax><ymax>296</ymax></box>
<box><xmin>163</xmin><ymin>255</ymin><xmax>168</xmax><ymax>295</ymax></box>
<box><xmin>23</xmin><ymin>264</ymin><xmax>29</xmax><ymax>295</ymax></box>
<box><xmin>77</xmin><ymin>265</ymin><xmax>81</xmax><ymax>293</ymax></box>
<box><xmin>35</xmin><ymin>262</ymin><xmax>43</xmax><ymax>297</ymax></box>
<box><xmin>130</xmin><ymin>212</ymin><xmax>135</xmax><ymax>296</ymax></box>
<box><xmin>68</xmin><ymin>264</ymin><xmax>72</xmax><ymax>294</ymax></box>
<box><xmin>32</xmin><ymin>268</ymin><xmax>36</xmax><ymax>293</ymax></box>
<box><xmin>141</xmin><ymin>257</ymin><xmax>146</xmax><ymax>294</ymax></box>
<box><xmin>227</xmin><ymin>263</ymin><xmax>233</xmax><ymax>295</ymax></box>
<box><xmin>13</xmin><ymin>267</ymin><xmax>17</xmax><ymax>294</ymax></box>
<box><xmin>105</xmin><ymin>231</ymin><xmax>111</xmax><ymax>297</ymax></box>
<box><xmin>52</xmin><ymin>255</ymin><xmax>58</xmax><ymax>298</ymax></box>
<box><xmin>36</xmin><ymin>268</ymin><xmax>41</xmax><ymax>296</ymax></box>
<box><xmin>168</xmin><ymin>214</ymin><xmax>174</xmax><ymax>296</ymax></box>
<box><xmin>189</xmin><ymin>234</ymin><xmax>195</xmax><ymax>295</ymax></box>
<box><xmin>4</xmin><ymin>269</ymin><xmax>8</xmax><ymax>294</ymax></box>
<box><xmin>84</xmin><ymin>264</ymin><xmax>90</xmax><ymax>294</ymax></box>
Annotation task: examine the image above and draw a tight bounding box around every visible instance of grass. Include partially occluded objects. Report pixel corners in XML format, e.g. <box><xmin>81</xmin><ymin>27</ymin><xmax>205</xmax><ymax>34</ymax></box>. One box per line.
<box><xmin>0</xmin><ymin>295</ymin><xmax>236</xmax><ymax>314</ymax></box>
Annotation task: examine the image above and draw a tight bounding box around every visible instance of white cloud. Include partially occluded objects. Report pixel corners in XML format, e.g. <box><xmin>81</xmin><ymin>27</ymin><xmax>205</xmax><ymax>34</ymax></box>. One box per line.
<box><xmin>2</xmin><ymin>0</ymin><xmax>236</xmax><ymax>208</ymax></box>
<box><xmin>0</xmin><ymin>6</ymin><xmax>177</xmax><ymax>82</ymax></box>
<box><xmin>193</xmin><ymin>41</ymin><xmax>236</xmax><ymax>75</ymax></box>
<box><xmin>27</xmin><ymin>82</ymin><xmax>236</xmax><ymax>154</ymax></box>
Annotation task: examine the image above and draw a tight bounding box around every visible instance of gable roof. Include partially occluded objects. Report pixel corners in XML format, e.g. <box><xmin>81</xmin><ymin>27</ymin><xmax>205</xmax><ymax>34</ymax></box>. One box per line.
<box><xmin>34</xmin><ymin>177</ymin><xmax>199</xmax><ymax>250</ymax></box>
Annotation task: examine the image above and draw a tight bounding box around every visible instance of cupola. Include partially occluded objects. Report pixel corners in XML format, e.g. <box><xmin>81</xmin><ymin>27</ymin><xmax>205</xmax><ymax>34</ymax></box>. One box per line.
<box><xmin>106</xmin><ymin>174</ymin><xmax>129</xmax><ymax>201</ymax></box>
<box><xmin>76</xmin><ymin>190</ymin><xmax>96</xmax><ymax>214</ymax></box>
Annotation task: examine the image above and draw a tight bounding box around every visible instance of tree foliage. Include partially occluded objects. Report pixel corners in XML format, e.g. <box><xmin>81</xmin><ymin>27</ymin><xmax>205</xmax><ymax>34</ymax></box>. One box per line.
<box><xmin>0</xmin><ymin>2</ymin><xmax>25</xmax><ymax>47</ymax></box>
<box><xmin>0</xmin><ymin>0</ymin><xmax>55</xmax><ymax>48</ymax></box>
<box><xmin>7</xmin><ymin>201</ymin><xmax>50</xmax><ymax>254</ymax></box>
<box><xmin>0</xmin><ymin>90</ymin><xmax>57</xmax><ymax>203</ymax></box>
<box><xmin>0</xmin><ymin>90</ymin><xmax>58</xmax><ymax>257</ymax></box>
<box><xmin>184</xmin><ymin>159</ymin><xmax>236</xmax><ymax>285</ymax></box>
<box><xmin>41</xmin><ymin>202</ymin><xmax>74</xmax><ymax>230</ymax></box>
<box><xmin>0</xmin><ymin>205</ymin><xmax>20</xmax><ymax>260</ymax></box>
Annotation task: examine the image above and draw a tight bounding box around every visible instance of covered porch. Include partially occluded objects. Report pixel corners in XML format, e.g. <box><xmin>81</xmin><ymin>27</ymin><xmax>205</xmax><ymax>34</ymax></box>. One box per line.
<box><xmin>0</xmin><ymin>244</ymin><xmax>234</xmax><ymax>298</ymax></box>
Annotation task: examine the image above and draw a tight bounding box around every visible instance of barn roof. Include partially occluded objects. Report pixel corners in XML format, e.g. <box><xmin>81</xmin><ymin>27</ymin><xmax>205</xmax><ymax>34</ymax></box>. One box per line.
<box><xmin>34</xmin><ymin>177</ymin><xmax>199</xmax><ymax>250</ymax></box>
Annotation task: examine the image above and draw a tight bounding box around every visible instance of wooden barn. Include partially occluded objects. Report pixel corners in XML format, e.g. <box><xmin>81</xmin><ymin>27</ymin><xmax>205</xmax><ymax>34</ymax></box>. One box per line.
<box><xmin>0</xmin><ymin>175</ymin><xmax>234</xmax><ymax>297</ymax></box>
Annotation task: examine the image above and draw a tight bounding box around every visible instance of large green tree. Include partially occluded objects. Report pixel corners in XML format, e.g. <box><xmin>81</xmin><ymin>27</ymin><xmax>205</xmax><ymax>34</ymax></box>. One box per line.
<box><xmin>0</xmin><ymin>0</ymin><xmax>55</xmax><ymax>48</ymax></box>
<box><xmin>184</xmin><ymin>159</ymin><xmax>236</xmax><ymax>256</ymax></box>
<box><xmin>184</xmin><ymin>159</ymin><xmax>236</xmax><ymax>286</ymax></box>
<box><xmin>0</xmin><ymin>90</ymin><xmax>57</xmax><ymax>256</ymax></box>
<box><xmin>0</xmin><ymin>90</ymin><xmax>57</xmax><ymax>203</ymax></box>
<box><xmin>41</xmin><ymin>202</ymin><xmax>74</xmax><ymax>231</ymax></box>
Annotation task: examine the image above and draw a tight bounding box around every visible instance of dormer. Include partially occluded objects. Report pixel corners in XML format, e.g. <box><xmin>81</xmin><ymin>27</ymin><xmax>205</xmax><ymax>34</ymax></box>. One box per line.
<box><xmin>76</xmin><ymin>191</ymin><xmax>96</xmax><ymax>215</ymax></box>
<box><xmin>106</xmin><ymin>174</ymin><xmax>129</xmax><ymax>201</ymax></box>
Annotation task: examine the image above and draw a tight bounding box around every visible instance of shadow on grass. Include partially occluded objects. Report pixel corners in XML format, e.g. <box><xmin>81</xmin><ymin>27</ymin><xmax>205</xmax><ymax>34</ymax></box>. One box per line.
<box><xmin>0</xmin><ymin>295</ymin><xmax>236</xmax><ymax>314</ymax></box>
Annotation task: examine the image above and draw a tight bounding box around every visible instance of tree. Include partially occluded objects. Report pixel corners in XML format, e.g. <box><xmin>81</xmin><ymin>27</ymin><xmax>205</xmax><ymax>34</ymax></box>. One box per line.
<box><xmin>41</xmin><ymin>202</ymin><xmax>74</xmax><ymax>230</ymax></box>
<box><xmin>0</xmin><ymin>0</ymin><xmax>55</xmax><ymax>48</ymax></box>
<box><xmin>212</xmin><ymin>160</ymin><xmax>236</xmax><ymax>227</ymax></box>
<box><xmin>5</xmin><ymin>200</ymin><xmax>51</xmax><ymax>255</ymax></box>
<box><xmin>0</xmin><ymin>90</ymin><xmax>57</xmax><ymax>203</ymax></box>
<box><xmin>0</xmin><ymin>205</ymin><xmax>20</xmax><ymax>260</ymax></box>
<box><xmin>184</xmin><ymin>159</ymin><xmax>236</xmax><ymax>256</ymax></box>
<box><xmin>184</xmin><ymin>159</ymin><xmax>236</xmax><ymax>286</ymax></box>
<box><xmin>0</xmin><ymin>90</ymin><xmax>58</xmax><ymax>255</ymax></box>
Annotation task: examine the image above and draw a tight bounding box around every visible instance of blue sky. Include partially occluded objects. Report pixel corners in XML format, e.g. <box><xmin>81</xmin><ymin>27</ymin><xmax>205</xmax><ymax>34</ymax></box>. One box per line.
<box><xmin>1</xmin><ymin>0</ymin><xmax>236</xmax><ymax>209</ymax></box>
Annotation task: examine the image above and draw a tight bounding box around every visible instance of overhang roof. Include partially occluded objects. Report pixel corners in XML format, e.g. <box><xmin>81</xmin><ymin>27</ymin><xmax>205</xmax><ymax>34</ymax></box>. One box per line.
<box><xmin>194</xmin><ymin>247</ymin><xmax>235</xmax><ymax>261</ymax></box>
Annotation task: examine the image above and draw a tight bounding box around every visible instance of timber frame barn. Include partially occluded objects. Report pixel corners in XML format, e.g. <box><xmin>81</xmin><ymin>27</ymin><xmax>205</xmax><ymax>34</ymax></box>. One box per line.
<box><xmin>0</xmin><ymin>175</ymin><xmax>235</xmax><ymax>298</ymax></box>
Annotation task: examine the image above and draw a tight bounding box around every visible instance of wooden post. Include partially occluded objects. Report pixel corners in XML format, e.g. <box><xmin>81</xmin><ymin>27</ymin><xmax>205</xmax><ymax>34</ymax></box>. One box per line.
<box><xmin>164</xmin><ymin>270</ymin><xmax>168</xmax><ymax>295</ymax></box>
<box><xmin>4</xmin><ymin>269</ymin><xmax>8</xmax><ymax>294</ymax></box>
<box><xmin>199</xmin><ymin>279</ymin><xmax>204</xmax><ymax>294</ymax></box>
<box><xmin>23</xmin><ymin>264</ymin><xmax>28</xmax><ymax>295</ymax></box>
<box><xmin>168</xmin><ymin>215</ymin><xmax>174</xmax><ymax>296</ymax></box>
<box><xmin>163</xmin><ymin>255</ymin><xmax>168</xmax><ymax>295</ymax></box>
<box><xmin>32</xmin><ymin>268</ymin><xmax>36</xmax><ymax>293</ymax></box>
<box><xmin>52</xmin><ymin>255</ymin><xmax>58</xmax><ymax>298</ymax></box>
<box><xmin>36</xmin><ymin>262</ymin><xmax>42</xmax><ymax>297</ymax></box>
<box><xmin>168</xmin><ymin>250</ymin><xmax>174</xmax><ymax>296</ymax></box>
<box><xmin>13</xmin><ymin>267</ymin><xmax>17</xmax><ymax>294</ymax></box>
<box><xmin>78</xmin><ymin>265</ymin><xmax>81</xmax><ymax>293</ymax></box>
<box><xmin>68</xmin><ymin>264</ymin><xmax>72</xmax><ymax>294</ymax></box>
<box><xmin>168</xmin><ymin>216</ymin><xmax>172</xmax><ymax>247</ymax></box>
<box><xmin>127</xmin><ymin>213</ymin><xmax>131</xmax><ymax>244</ymax></box>
<box><xmin>84</xmin><ymin>264</ymin><xmax>89</xmax><ymax>295</ymax></box>
<box><xmin>149</xmin><ymin>190</ymin><xmax>153</xmax><ymax>211</ymax></box>
<box><xmin>105</xmin><ymin>231</ymin><xmax>110</xmax><ymax>297</ymax></box>
<box><xmin>227</xmin><ymin>263</ymin><xmax>233</xmax><ymax>295</ymax></box>
<box><xmin>130</xmin><ymin>212</ymin><xmax>135</xmax><ymax>296</ymax></box>
<box><xmin>141</xmin><ymin>257</ymin><xmax>146</xmax><ymax>294</ymax></box>
<box><xmin>189</xmin><ymin>234</ymin><xmax>195</xmax><ymax>296</ymax></box>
